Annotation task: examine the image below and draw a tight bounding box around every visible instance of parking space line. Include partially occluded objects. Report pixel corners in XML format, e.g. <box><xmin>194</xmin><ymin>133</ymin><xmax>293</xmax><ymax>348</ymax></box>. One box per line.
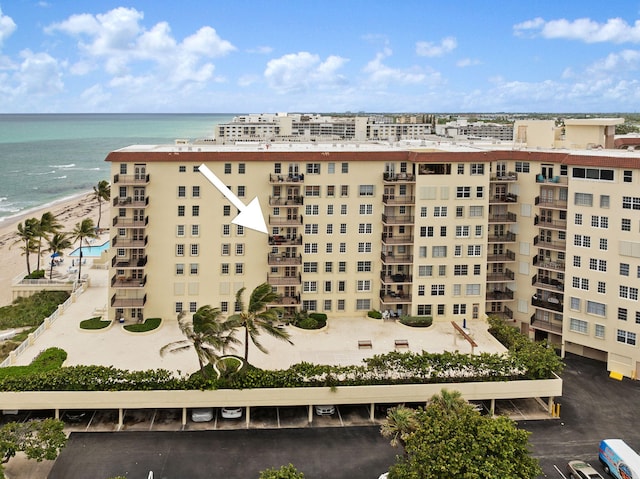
<box><xmin>553</xmin><ymin>464</ymin><xmax>567</xmax><ymax>478</ymax></box>
<box><xmin>337</xmin><ymin>407</ymin><xmax>344</xmax><ymax>427</ymax></box>
<box><xmin>276</xmin><ymin>407</ymin><xmax>281</xmax><ymax>429</ymax></box>
<box><xmin>86</xmin><ymin>410</ymin><xmax>97</xmax><ymax>432</ymax></box>
<box><xmin>149</xmin><ymin>409</ymin><xmax>157</xmax><ymax>431</ymax></box>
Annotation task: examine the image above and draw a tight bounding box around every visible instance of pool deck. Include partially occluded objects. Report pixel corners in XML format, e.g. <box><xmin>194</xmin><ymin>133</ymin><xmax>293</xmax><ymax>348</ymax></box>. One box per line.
<box><xmin>68</xmin><ymin>239</ymin><xmax>110</xmax><ymax>257</ymax></box>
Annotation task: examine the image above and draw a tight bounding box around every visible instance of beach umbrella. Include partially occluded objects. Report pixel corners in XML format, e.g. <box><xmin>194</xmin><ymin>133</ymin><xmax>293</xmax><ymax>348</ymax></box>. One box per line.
<box><xmin>50</xmin><ymin>252</ymin><xmax>61</xmax><ymax>258</ymax></box>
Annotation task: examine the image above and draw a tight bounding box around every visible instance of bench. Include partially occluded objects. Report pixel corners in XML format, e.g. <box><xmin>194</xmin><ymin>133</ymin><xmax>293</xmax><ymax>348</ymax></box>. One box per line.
<box><xmin>358</xmin><ymin>340</ymin><xmax>372</xmax><ymax>349</ymax></box>
<box><xmin>394</xmin><ymin>339</ymin><xmax>409</xmax><ymax>349</ymax></box>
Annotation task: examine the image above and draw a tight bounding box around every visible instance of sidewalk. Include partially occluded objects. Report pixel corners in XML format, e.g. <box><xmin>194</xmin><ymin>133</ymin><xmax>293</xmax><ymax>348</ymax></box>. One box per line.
<box><xmin>12</xmin><ymin>267</ymin><xmax>506</xmax><ymax>373</ymax></box>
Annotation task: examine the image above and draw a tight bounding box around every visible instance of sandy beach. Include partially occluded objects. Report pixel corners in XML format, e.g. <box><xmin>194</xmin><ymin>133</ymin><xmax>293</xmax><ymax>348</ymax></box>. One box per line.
<box><xmin>0</xmin><ymin>192</ymin><xmax>108</xmax><ymax>306</ymax></box>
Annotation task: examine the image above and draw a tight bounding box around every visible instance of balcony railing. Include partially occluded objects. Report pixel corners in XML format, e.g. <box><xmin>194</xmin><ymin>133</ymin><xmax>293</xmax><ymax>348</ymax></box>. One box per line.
<box><xmin>267</xmin><ymin>254</ymin><xmax>302</xmax><ymax>266</ymax></box>
<box><xmin>489</xmin><ymin>306</ymin><xmax>514</xmax><ymax>320</ymax></box>
<box><xmin>534</xmin><ymin>216</ymin><xmax>567</xmax><ymax>229</ymax></box>
<box><xmin>534</xmin><ymin>197</ymin><xmax>567</xmax><ymax>209</ymax></box>
<box><xmin>269</xmin><ymin>196</ymin><xmax>303</xmax><ymax>206</ymax></box>
<box><xmin>112</xmin><ymin>216</ymin><xmax>148</xmax><ymax>228</ymax></box>
<box><xmin>383</xmin><ymin>173</ymin><xmax>415</xmax><ymax>182</ymax></box>
<box><xmin>269</xmin><ymin>173</ymin><xmax>304</xmax><ymax>184</ymax></box>
<box><xmin>268</xmin><ymin>235</ymin><xmax>302</xmax><ymax>246</ymax></box>
<box><xmin>111</xmin><ymin>236</ymin><xmax>148</xmax><ymax>248</ymax></box>
<box><xmin>269</xmin><ymin>294</ymin><xmax>301</xmax><ymax>306</ymax></box>
<box><xmin>379</xmin><ymin>292</ymin><xmax>413</xmax><ymax>304</ymax></box>
<box><xmin>381</xmin><ymin>252</ymin><xmax>413</xmax><ymax>264</ymax></box>
<box><xmin>531</xmin><ymin>296</ymin><xmax>563</xmax><ymax>313</ymax></box>
<box><xmin>533</xmin><ymin>256</ymin><xmax>565</xmax><ymax>271</ymax></box>
<box><xmin>534</xmin><ymin>236</ymin><xmax>566</xmax><ymax>251</ymax></box>
<box><xmin>530</xmin><ymin>314</ymin><xmax>563</xmax><ymax>334</ymax></box>
<box><xmin>113</xmin><ymin>174</ymin><xmax>150</xmax><ymax>185</ymax></box>
<box><xmin>266</xmin><ymin>274</ymin><xmax>301</xmax><ymax>286</ymax></box>
<box><xmin>112</xmin><ymin>256</ymin><xmax>147</xmax><ymax>268</ymax></box>
<box><xmin>111</xmin><ymin>275</ymin><xmax>147</xmax><ymax>288</ymax></box>
<box><xmin>535</xmin><ymin>175</ymin><xmax>568</xmax><ymax>185</ymax></box>
<box><xmin>382</xmin><ymin>195</ymin><xmax>415</xmax><ymax>205</ymax></box>
<box><xmin>488</xmin><ymin>212</ymin><xmax>517</xmax><ymax>223</ymax></box>
<box><xmin>487</xmin><ymin>232</ymin><xmax>516</xmax><ymax>243</ymax></box>
<box><xmin>486</xmin><ymin>250</ymin><xmax>515</xmax><ymax>262</ymax></box>
<box><xmin>382</xmin><ymin>214</ymin><xmax>414</xmax><ymax>225</ymax></box>
<box><xmin>489</xmin><ymin>193</ymin><xmax>518</xmax><ymax>204</ymax></box>
<box><xmin>110</xmin><ymin>294</ymin><xmax>147</xmax><ymax>308</ymax></box>
<box><xmin>113</xmin><ymin>197</ymin><xmax>149</xmax><ymax>208</ymax></box>
<box><xmin>489</xmin><ymin>172</ymin><xmax>518</xmax><ymax>182</ymax></box>
<box><xmin>268</xmin><ymin>216</ymin><xmax>302</xmax><ymax>226</ymax></box>
<box><xmin>486</xmin><ymin>288</ymin><xmax>514</xmax><ymax>301</ymax></box>
<box><xmin>486</xmin><ymin>269</ymin><xmax>515</xmax><ymax>282</ymax></box>
<box><xmin>531</xmin><ymin>275</ymin><xmax>564</xmax><ymax>291</ymax></box>
<box><xmin>381</xmin><ymin>234</ymin><xmax>414</xmax><ymax>245</ymax></box>
<box><xmin>380</xmin><ymin>273</ymin><xmax>413</xmax><ymax>284</ymax></box>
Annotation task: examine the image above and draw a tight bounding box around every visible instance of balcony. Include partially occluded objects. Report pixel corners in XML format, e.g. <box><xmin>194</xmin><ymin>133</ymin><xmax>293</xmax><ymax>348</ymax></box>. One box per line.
<box><xmin>490</xmin><ymin>306</ymin><xmax>513</xmax><ymax>320</ymax></box>
<box><xmin>382</xmin><ymin>214</ymin><xmax>414</xmax><ymax>225</ymax></box>
<box><xmin>535</xmin><ymin>175</ymin><xmax>568</xmax><ymax>185</ymax></box>
<box><xmin>269</xmin><ymin>196</ymin><xmax>303</xmax><ymax>206</ymax></box>
<box><xmin>266</xmin><ymin>274</ymin><xmax>301</xmax><ymax>286</ymax></box>
<box><xmin>268</xmin><ymin>235</ymin><xmax>302</xmax><ymax>246</ymax></box>
<box><xmin>486</xmin><ymin>288</ymin><xmax>514</xmax><ymax>301</ymax></box>
<box><xmin>267</xmin><ymin>254</ymin><xmax>302</xmax><ymax>266</ymax></box>
<box><xmin>487</xmin><ymin>232</ymin><xmax>516</xmax><ymax>243</ymax></box>
<box><xmin>111</xmin><ymin>236</ymin><xmax>148</xmax><ymax>248</ymax></box>
<box><xmin>382</xmin><ymin>195</ymin><xmax>415</xmax><ymax>205</ymax></box>
<box><xmin>532</xmin><ymin>275</ymin><xmax>564</xmax><ymax>292</ymax></box>
<box><xmin>534</xmin><ymin>236</ymin><xmax>566</xmax><ymax>251</ymax></box>
<box><xmin>112</xmin><ymin>216</ymin><xmax>148</xmax><ymax>228</ymax></box>
<box><xmin>379</xmin><ymin>292</ymin><xmax>413</xmax><ymax>304</ymax></box>
<box><xmin>486</xmin><ymin>269</ymin><xmax>515</xmax><ymax>282</ymax></box>
<box><xmin>113</xmin><ymin>197</ymin><xmax>149</xmax><ymax>208</ymax></box>
<box><xmin>488</xmin><ymin>212</ymin><xmax>517</xmax><ymax>224</ymax></box>
<box><xmin>534</xmin><ymin>216</ymin><xmax>567</xmax><ymax>230</ymax></box>
<box><xmin>383</xmin><ymin>173</ymin><xmax>415</xmax><ymax>183</ymax></box>
<box><xmin>530</xmin><ymin>315</ymin><xmax>563</xmax><ymax>334</ymax></box>
<box><xmin>110</xmin><ymin>294</ymin><xmax>146</xmax><ymax>308</ymax></box>
<box><xmin>533</xmin><ymin>256</ymin><xmax>565</xmax><ymax>272</ymax></box>
<box><xmin>269</xmin><ymin>173</ymin><xmax>304</xmax><ymax>184</ymax></box>
<box><xmin>486</xmin><ymin>250</ymin><xmax>515</xmax><ymax>262</ymax></box>
<box><xmin>380</xmin><ymin>273</ymin><xmax>413</xmax><ymax>284</ymax></box>
<box><xmin>268</xmin><ymin>216</ymin><xmax>302</xmax><ymax>226</ymax></box>
<box><xmin>534</xmin><ymin>197</ymin><xmax>568</xmax><ymax>209</ymax></box>
<box><xmin>381</xmin><ymin>252</ymin><xmax>413</xmax><ymax>264</ymax></box>
<box><xmin>532</xmin><ymin>295</ymin><xmax>563</xmax><ymax>313</ymax></box>
<box><xmin>381</xmin><ymin>234</ymin><xmax>414</xmax><ymax>245</ymax></box>
<box><xmin>489</xmin><ymin>172</ymin><xmax>518</xmax><ymax>182</ymax></box>
<box><xmin>113</xmin><ymin>174</ymin><xmax>149</xmax><ymax>185</ymax></box>
<box><xmin>269</xmin><ymin>294</ymin><xmax>301</xmax><ymax>306</ymax></box>
<box><xmin>111</xmin><ymin>275</ymin><xmax>147</xmax><ymax>288</ymax></box>
<box><xmin>112</xmin><ymin>256</ymin><xmax>147</xmax><ymax>268</ymax></box>
<box><xmin>489</xmin><ymin>193</ymin><xmax>518</xmax><ymax>204</ymax></box>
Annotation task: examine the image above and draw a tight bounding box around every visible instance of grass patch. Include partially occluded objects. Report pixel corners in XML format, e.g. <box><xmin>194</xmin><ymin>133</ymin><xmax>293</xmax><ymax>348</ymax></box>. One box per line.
<box><xmin>0</xmin><ymin>291</ymin><xmax>70</xmax><ymax>329</ymax></box>
<box><xmin>0</xmin><ymin>347</ymin><xmax>66</xmax><ymax>380</ymax></box>
<box><xmin>399</xmin><ymin>316</ymin><xmax>433</xmax><ymax>328</ymax></box>
<box><xmin>80</xmin><ymin>317</ymin><xmax>111</xmax><ymax>330</ymax></box>
<box><xmin>123</xmin><ymin>317</ymin><xmax>161</xmax><ymax>333</ymax></box>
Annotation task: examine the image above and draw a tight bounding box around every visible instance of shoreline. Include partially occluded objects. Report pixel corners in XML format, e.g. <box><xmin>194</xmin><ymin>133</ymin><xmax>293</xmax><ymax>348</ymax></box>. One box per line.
<box><xmin>0</xmin><ymin>190</ymin><xmax>109</xmax><ymax>306</ymax></box>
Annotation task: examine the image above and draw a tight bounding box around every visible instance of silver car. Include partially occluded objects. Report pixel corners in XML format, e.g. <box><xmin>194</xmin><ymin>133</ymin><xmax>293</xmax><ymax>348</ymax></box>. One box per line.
<box><xmin>567</xmin><ymin>460</ymin><xmax>604</xmax><ymax>479</ymax></box>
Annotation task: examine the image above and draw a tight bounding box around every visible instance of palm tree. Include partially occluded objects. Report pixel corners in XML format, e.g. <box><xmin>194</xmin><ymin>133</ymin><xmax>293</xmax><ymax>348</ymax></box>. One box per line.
<box><xmin>428</xmin><ymin>388</ymin><xmax>466</xmax><ymax>414</ymax></box>
<box><xmin>11</xmin><ymin>218</ymin><xmax>39</xmax><ymax>275</ymax></box>
<box><xmin>47</xmin><ymin>232</ymin><xmax>72</xmax><ymax>279</ymax></box>
<box><xmin>35</xmin><ymin>212</ymin><xmax>62</xmax><ymax>271</ymax></box>
<box><xmin>380</xmin><ymin>405</ymin><xmax>418</xmax><ymax>450</ymax></box>
<box><xmin>229</xmin><ymin>283</ymin><xmax>292</xmax><ymax>362</ymax></box>
<box><xmin>71</xmin><ymin>218</ymin><xmax>97</xmax><ymax>282</ymax></box>
<box><xmin>92</xmin><ymin>180</ymin><xmax>111</xmax><ymax>230</ymax></box>
<box><xmin>160</xmin><ymin>308</ymin><xmax>240</xmax><ymax>379</ymax></box>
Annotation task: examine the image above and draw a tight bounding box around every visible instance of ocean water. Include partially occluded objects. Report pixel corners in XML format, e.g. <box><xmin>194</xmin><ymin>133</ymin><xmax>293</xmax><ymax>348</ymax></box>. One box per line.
<box><xmin>0</xmin><ymin>113</ymin><xmax>237</xmax><ymax>222</ymax></box>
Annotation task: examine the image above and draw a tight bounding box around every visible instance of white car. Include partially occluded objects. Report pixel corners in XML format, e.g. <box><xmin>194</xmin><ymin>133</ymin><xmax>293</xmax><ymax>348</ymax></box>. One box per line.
<box><xmin>191</xmin><ymin>408</ymin><xmax>213</xmax><ymax>422</ymax></box>
<box><xmin>221</xmin><ymin>407</ymin><xmax>243</xmax><ymax>419</ymax></box>
<box><xmin>314</xmin><ymin>405</ymin><xmax>336</xmax><ymax>416</ymax></box>
<box><xmin>567</xmin><ymin>460</ymin><xmax>604</xmax><ymax>479</ymax></box>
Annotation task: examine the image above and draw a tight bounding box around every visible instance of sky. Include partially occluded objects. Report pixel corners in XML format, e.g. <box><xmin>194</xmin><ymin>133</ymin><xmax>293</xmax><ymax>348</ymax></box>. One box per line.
<box><xmin>1</xmin><ymin>1</ymin><xmax>640</xmax><ymax>113</ymax></box>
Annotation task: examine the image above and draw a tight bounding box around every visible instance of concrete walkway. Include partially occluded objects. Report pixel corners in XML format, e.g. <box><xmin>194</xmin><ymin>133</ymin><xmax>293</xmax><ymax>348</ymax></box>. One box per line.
<box><xmin>11</xmin><ymin>266</ymin><xmax>506</xmax><ymax>374</ymax></box>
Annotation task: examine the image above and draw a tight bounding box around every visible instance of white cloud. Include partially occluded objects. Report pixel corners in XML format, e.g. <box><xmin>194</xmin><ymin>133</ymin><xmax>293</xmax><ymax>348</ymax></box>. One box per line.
<box><xmin>0</xmin><ymin>8</ymin><xmax>17</xmax><ymax>49</ymax></box>
<box><xmin>15</xmin><ymin>49</ymin><xmax>63</xmax><ymax>96</ymax></box>
<box><xmin>416</xmin><ymin>37</ymin><xmax>457</xmax><ymax>57</ymax></box>
<box><xmin>456</xmin><ymin>58</ymin><xmax>481</xmax><ymax>67</ymax></box>
<box><xmin>514</xmin><ymin>17</ymin><xmax>640</xmax><ymax>43</ymax></box>
<box><xmin>363</xmin><ymin>48</ymin><xmax>428</xmax><ymax>85</ymax></box>
<box><xmin>264</xmin><ymin>52</ymin><xmax>348</xmax><ymax>93</ymax></box>
<box><xmin>586</xmin><ymin>49</ymin><xmax>640</xmax><ymax>75</ymax></box>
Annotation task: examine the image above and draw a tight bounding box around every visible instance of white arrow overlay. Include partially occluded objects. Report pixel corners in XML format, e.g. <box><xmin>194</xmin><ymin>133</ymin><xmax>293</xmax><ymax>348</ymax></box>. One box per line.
<box><xmin>198</xmin><ymin>164</ymin><xmax>268</xmax><ymax>234</ymax></box>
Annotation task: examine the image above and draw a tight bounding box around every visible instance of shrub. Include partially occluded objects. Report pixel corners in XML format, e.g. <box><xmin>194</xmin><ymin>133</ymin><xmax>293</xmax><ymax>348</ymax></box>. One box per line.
<box><xmin>24</xmin><ymin>270</ymin><xmax>45</xmax><ymax>279</ymax></box>
<box><xmin>123</xmin><ymin>318</ymin><xmax>161</xmax><ymax>333</ymax></box>
<box><xmin>399</xmin><ymin>316</ymin><xmax>433</xmax><ymax>327</ymax></box>
<box><xmin>368</xmin><ymin>310</ymin><xmax>382</xmax><ymax>319</ymax></box>
<box><xmin>79</xmin><ymin>317</ymin><xmax>111</xmax><ymax>330</ymax></box>
<box><xmin>259</xmin><ymin>464</ymin><xmax>305</xmax><ymax>479</ymax></box>
<box><xmin>0</xmin><ymin>291</ymin><xmax>70</xmax><ymax>329</ymax></box>
<box><xmin>297</xmin><ymin>317</ymin><xmax>319</xmax><ymax>330</ymax></box>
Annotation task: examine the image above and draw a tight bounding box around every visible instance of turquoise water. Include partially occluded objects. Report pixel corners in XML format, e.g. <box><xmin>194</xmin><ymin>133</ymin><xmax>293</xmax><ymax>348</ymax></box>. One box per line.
<box><xmin>69</xmin><ymin>241</ymin><xmax>110</xmax><ymax>257</ymax></box>
<box><xmin>0</xmin><ymin>114</ymin><xmax>237</xmax><ymax>222</ymax></box>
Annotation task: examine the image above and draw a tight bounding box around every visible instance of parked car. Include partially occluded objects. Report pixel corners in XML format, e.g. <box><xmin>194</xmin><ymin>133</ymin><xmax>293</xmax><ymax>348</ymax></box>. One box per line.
<box><xmin>63</xmin><ymin>410</ymin><xmax>88</xmax><ymax>423</ymax></box>
<box><xmin>567</xmin><ymin>460</ymin><xmax>604</xmax><ymax>479</ymax></box>
<box><xmin>221</xmin><ymin>407</ymin><xmax>243</xmax><ymax>419</ymax></box>
<box><xmin>314</xmin><ymin>405</ymin><xmax>336</xmax><ymax>416</ymax></box>
<box><xmin>191</xmin><ymin>408</ymin><xmax>214</xmax><ymax>422</ymax></box>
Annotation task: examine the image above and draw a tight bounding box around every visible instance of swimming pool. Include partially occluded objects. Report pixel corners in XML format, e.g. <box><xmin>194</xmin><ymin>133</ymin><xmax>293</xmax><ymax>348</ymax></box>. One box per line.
<box><xmin>69</xmin><ymin>241</ymin><xmax>110</xmax><ymax>257</ymax></box>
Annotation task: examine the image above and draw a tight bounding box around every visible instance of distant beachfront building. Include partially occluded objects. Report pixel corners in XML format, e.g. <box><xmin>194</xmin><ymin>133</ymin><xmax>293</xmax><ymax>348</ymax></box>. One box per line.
<box><xmin>214</xmin><ymin>113</ymin><xmax>433</xmax><ymax>143</ymax></box>
<box><xmin>105</xmin><ymin>116</ymin><xmax>640</xmax><ymax>380</ymax></box>
<box><xmin>435</xmin><ymin>118</ymin><xmax>514</xmax><ymax>141</ymax></box>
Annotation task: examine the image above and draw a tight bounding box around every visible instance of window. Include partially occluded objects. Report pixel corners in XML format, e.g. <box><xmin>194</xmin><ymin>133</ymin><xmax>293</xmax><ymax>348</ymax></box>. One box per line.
<box><xmin>179</xmin><ymin>165</ymin><xmax>186</xmax><ymax>173</ymax></box>
<box><xmin>305</xmin><ymin>205</ymin><xmax>319</xmax><ymax>215</ymax></box>
<box><xmin>356</xmin><ymin>299</ymin><xmax>371</xmax><ymax>310</ymax></box>
<box><xmin>175</xmin><ymin>263</ymin><xmax>184</xmax><ymax>275</ymax></box>
<box><xmin>340</xmin><ymin>204</ymin><xmax>348</xmax><ymax>215</ymax></box>
<box><xmin>591</xmin><ymin>216</ymin><xmax>608</xmax><ymax>228</ymax></box>
<box><xmin>178</xmin><ymin>205</ymin><xmax>185</xmax><ymax>217</ymax></box>
<box><xmin>474</xmin><ymin>264</ymin><xmax>481</xmax><ymax>275</ymax></box>
<box><xmin>235</xmin><ymin>243</ymin><xmax>244</xmax><ymax>255</ymax></box>
<box><xmin>570</xmin><ymin>297</ymin><xmax>581</xmax><ymax>310</ymax></box>
<box><xmin>305</xmin><ymin>224</ymin><xmax>319</xmax><ymax>235</ymax></box>
<box><xmin>175</xmin><ymin>302</ymin><xmax>183</xmax><ymax>314</ymax></box>
<box><xmin>573</xmin><ymin>256</ymin><xmax>581</xmax><ymax>268</ymax></box>
<box><xmin>515</xmin><ymin>162</ymin><xmax>530</xmax><ymax>173</ymax></box>
<box><xmin>325</xmin><ymin>262</ymin><xmax>333</xmax><ymax>273</ymax></box>
<box><xmin>618</xmin><ymin>308</ymin><xmax>628</xmax><ymax>321</ymax></box>
<box><xmin>595</xmin><ymin>324</ymin><xmax>605</xmax><ymax>338</ymax></box>
<box><xmin>190</xmin><ymin>244</ymin><xmax>199</xmax><ymax>256</ymax></box>
<box><xmin>570</xmin><ymin>318</ymin><xmax>588</xmax><ymax>334</ymax></box>
<box><xmin>617</xmin><ymin>329</ymin><xmax>637</xmax><ymax>345</ymax></box>
<box><xmin>356</xmin><ymin>280</ymin><xmax>371</xmax><ymax>292</ymax></box>
<box><xmin>191</xmin><ymin>225</ymin><xmax>199</xmax><ymax>236</ymax></box>
<box><xmin>303</xmin><ymin>262</ymin><xmax>318</xmax><ymax>273</ymax></box>
<box><xmin>359</xmin><ymin>204</ymin><xmax>373</xmax><ymax>215</ymax></box>
<box><xmin>223</xmin><ymin>205</ymin><xmax>231</xmax><ymax>216</ymax></box>
<box><xmin>456</xmin><ymin>186</ymin><xmax>471</xmax><ymax>198</ymax></box>
<box><xmin>454</xmin><ymin>265</ymin><xmax>468</xmax><ymax>276</ymax></box>
<box><xmin>338</xmin><ymin>281</ymin><xmax>346</xmax><ymax>292</ymax></box>
<box><xmin>467</xmin><ymin>245</ymin><xmax>482</xmax><ymax>256</ymax></box>
<box><xmin>457</xmin><ymin>164</ymin><xmax>464</xmax><ymax>174</ymax></box>
<box><xmin>440</xmin><ymin>226</ymin><xmax>447</xmax><ymax>237</ymax></box>
<box><xmin>620</xmin><ymin>286</ymin><xmax>639</xmax><ymax>300</ymax></box>
<box><xmin>600</xmin><ymin>238</ymin><xmax>608</xmax><ymax>251</ymax></box>
<box><xmin>221</xmin><ymin>244</ymin><xmax>230</xmax><ymax>255</ymax></box>
<box><xmin>326</xmin><ymin>243</ymin><xmax>332</xmax><ymax>253</ymax></box>
<box><xmin>432</xmin><ymin>246</ymin><xmax>447</xmax><ymax>257</ymax></box>
<box><xmin>358</xmin><ymin>242</ymin><xmax>372</xmax><ymax>253</ymax></box>
<box><xmin>342</xmin><ymin>162</ymin><xmax>349</xmax><ymax>173</ymax></box>
<box><xmin>341</xmin><ymin>186</ymin><xmax>349</xmax><ymax>197</ymax></box>
<box><xmin>305</xmin><ymin>185</ymin><xmax>320</xmax><ymax>197</ymax></box>
<box><xmin>573</xmin><ymin>235</ymin><xmax>591</xmax><ymax>248</ymax></box>
<box><xmin>622</xmin><ymin>218</ymin><xmax>631</xmax><ymax>231</ymax></box>
<box><xmin>476</xmin><ymin>186</ymin><xmax>484</xmax><ymax>198</ymax></box>
<box><xmin>418</xmin><ymin>265</ymin><xmax>433</xmax><ymax>277</ymax></box>
<box><xmin>600</xmin><ymin>195</ymin><xmax>609</xmax><ymax>208</ymax></box>
<box><xmin>620</xmin><ymin>263</ymin><xmax>630</xmax><ymax>276</ymax></box>
<box><xmin>624</xmin><ymin>170</ymin><xmax>633</xmax><ymax>183</ymax></box>
<box><xmin>339</xmin><ymin>243</ymin><xmax>346</xmax><ymax>253</ymax></box>
<box><xmin>224</xmin><ymin>163</ymin><xmax>231</xmax><ymax>174</ymax></box>
<box><xmin>359</xmin><ymin>185</ymin><xmax>374</xmax><ymax>196</ymax></box>
<box><xmin>176</xmin><ymin>244</ymin><xmax>185</xmax><ymax>256</ymax></box>
<box><xmin>235</xmin><ymin>263</ymin><xmax>244</xmax><ymax>274</ymax></box>
<box><xmin>238</xmin><ymin>163</ymin><xmax>245</xmax><ymax>174</ymax></box>
<box><xmin>338</xmin><ymin>261</ymin><xmax>346</xmax><ymax>272</ymax></box>
<box><xmin>303</xmin><ymin>281</ymin><xmax>318</xmax><ymax>293</ymax></box>
<box><xmin>302</xmin><ymin>300</ymin><xmax>318</xmax><ymax>311</ymax></box>
<box><xmin>437</xmin><ymin>304</ymin><xmax>445</xmax><ymax>315</ymax></box>
<box><xmin>418</xmin><ymin>285</ymin><xmax>425</xmax><ymax>296</ymax></box>
<box><xmin>574</xmin><ymin>193</ymin><xmax>593</xmax><ymax>206</ymax></box>
<box><xmin>327</xmin><ymin>205</ymin><xmax>334</xmax><ymax>215</ymax></box>
<box><xmin>178</xmin><ymin>186</ymin><xmax>186</xmax><ymax>197</ymax></box>
<box><xmin>358</xmin><ymin>223</ymin><xmax>372</xmax><ymax>234</ymax></box>
<box><xmin>575</xmin><ymin>213</ymin><xmax>582</xmax><ymax>225</ymax></box>
<box><xmin>433</xmin><ymin>206</ymin><xmax>447</xmax><ymax>217</ymax></box>
<box><xmin>306</xmin><ymin>163</ymin><xmax>320</xmax><ymax>174</ymax></box>
<box><xmin>304</xmin><ymin>243</ymin><xmax>318</xmax><ymax>254</ymax></box>
<box><xmin>589</xmin><ymin>259</ymin><xmax>606</xmax><ymax>271</ymax></box>
<box><xmin>572</xmin><ymin>167</ymin><xmax>614</xmax><ymax>181</ymax></box>
<box><xmin>417</xmin><ymin>305</ymin><xmax>431</xmax><ymax>315</ymax></box>
<box><xmin>475</xmin><ymin>225</ymin><xmax>483</xmax><ymax>237</ymax></box>
<box><xmin>455</xmin><ymin>226</ymin><xmax>470</xmax><ymax>238</ymax></box>
<box><xmin>221</xmin><ymin>263</ymin><xmax>229</xmax><ymax>274</ymax></box>
<box><xmin>431</xmin><ymin>284</ymin><xmax>445</xmax><ymax>296</ymax></box>
<box><xmin>438</xmin><ymin>265</ymin><xmax>446</xmax><ymax>276</ymax></box>
<box><xmin>176</xmin><ymin>225</ymin><xmax>185</xmax><ymax>237</ymax></box>
<box><xmin>419</xmin><ymin>246</ymin><xmax>427</xmax><ymax>257</ymax></box>
<box><xmin>120</xmin><ymin>164</ymin><xmax>127</xmax><ymax>174</ymax></box>
<box><xmin>456</xmin><ymin>206</ymin><xmax>464</xmax><ymax>218</ymax></box>
<box><xmin>222</xmin><ymin>224</ymin><xmax>230</xmax><ymax>236</ymax></box>
<box><xmin>469</xmin><ymin>206</ymin><xmax>483</xmax><ymax>217</ymax></box>
<box><xmin>587</xmin><ymin>301</ymin><xmax>606</xmax><ymax>316</ymax></box>
<box><xmin>357</xmin><ymin>261</ymin><xmax>372</xmax><ymax>272</ymax></box>
<box><xmin>237</xmin><ymin>186</ymin><xmax>245</xmax><ymax>198</ymax></box>
<box><xmin>470</xmin><ymin>163</ymin><xmax>484</xmax><ymax>175</ymax></box>
<box><xmin>453</xmin><ymin>304</ymin><xmax>467</xmax><ymax>314</ymax></box>
<box><xmin>190</xmin><ymin>263</ymin><xmax>199</xmax><ymax>275</ymax></box>
<box><xmin>466</xmin><ymin>284</ymin><xmax>481</xmax><ymax>295</ymax></box>
<box><xmin>192</xmin><ymin>205</ymin><xmax>199</xmax><ymax>216</ymax></box>
<box><xmin>622</xmin><ymin>196</ymin><xmax>640</xmax><ymax>210</ymax></box>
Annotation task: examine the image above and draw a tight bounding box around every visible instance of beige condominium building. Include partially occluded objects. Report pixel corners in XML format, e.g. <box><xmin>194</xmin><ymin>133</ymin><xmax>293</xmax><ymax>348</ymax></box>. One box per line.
<box><xmin>105</xmin><ymin>117</ymin><xmax>640</xmax><ymax>379</ymax></box>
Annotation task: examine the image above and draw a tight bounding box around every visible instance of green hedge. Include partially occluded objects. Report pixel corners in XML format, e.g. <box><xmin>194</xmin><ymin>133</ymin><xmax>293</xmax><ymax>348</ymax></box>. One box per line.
<box><xmin>399</xmin><ymin>316</ymin><xmax>433</xmax><ymax>327</ymax></box>
<box><xmin>0</xmin><ymin>347</ymin><xmax>67</xmax><ymax>380</ymax></box>
<box><xmin>367</xmin><ymin>310</ymin><xmax>382</xmax><ymax>319</ymax></box>
<box><xmin>80</xmin><ymin>317</ymin><xmax>111</xmax><ymax>330</ymax></box>
<box><xmin>123</xmin><ymin>318</ymin><xmax>161</xmax><ymax>333</ymax></box>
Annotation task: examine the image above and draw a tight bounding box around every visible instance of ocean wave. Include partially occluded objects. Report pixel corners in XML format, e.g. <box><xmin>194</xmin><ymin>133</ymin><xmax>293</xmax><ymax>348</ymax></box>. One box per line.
<box><xmin>49</xmin><ymin>163</ymin><xmax>75</xmax><ymax>168</ymax></box>
<box><xmin>0</xmin><ymin>197</ymin><xmax>7</xmax><ymax>202</ymax></box>
<box><xmin>27</xmin><ymin>170</ymin><xmax>56</xmax><ymax>176</ymax></box>
<box><xmin>54</xmin><ymin>175</ymin><xmax>68</xmax><ymax>180</ymax></box>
